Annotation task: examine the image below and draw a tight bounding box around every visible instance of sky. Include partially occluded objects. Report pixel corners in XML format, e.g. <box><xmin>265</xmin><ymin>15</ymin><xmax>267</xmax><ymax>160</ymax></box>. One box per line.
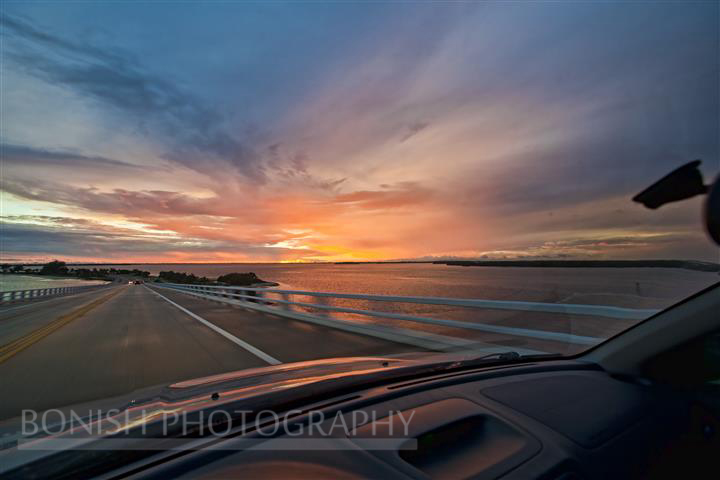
<box><xmin>0</xmin><ymin>1</ymin><xmax>718</xmax><ymax>263</ymax></box>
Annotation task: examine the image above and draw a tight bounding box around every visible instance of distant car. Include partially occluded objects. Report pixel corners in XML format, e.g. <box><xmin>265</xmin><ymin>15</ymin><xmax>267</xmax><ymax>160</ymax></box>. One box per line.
<box><xmin>127</xmin><ymin>281</ymin><xmax>133</xmax><ymax>285</ymax></box>
<box><xmin>133</xmin><ymin>280</ymin><xmax>143</xmax><ymax>285</ymax></box>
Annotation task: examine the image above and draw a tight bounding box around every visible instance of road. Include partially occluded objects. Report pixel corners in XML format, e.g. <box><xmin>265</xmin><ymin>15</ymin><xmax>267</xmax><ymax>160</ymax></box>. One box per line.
<box><xmin>0</xmin><ymin>285</ymin><xmax>421</xmax><ymax>421</ymax></box>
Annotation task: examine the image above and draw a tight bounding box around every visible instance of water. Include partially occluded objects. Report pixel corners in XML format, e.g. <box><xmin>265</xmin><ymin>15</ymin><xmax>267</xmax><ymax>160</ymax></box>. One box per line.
<box><xmin>89</xmin><ymin>263</ymin><xmax>717</xmax><ymax>309</ymax></box>
<box><xmin>0</xmin><ymin>275</ymin><xmax>108</xmax><ymax>292</ymax></box>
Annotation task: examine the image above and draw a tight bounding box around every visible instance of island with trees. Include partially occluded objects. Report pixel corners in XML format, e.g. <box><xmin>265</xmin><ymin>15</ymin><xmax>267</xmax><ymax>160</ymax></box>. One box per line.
<box><xmin>156</xmin><ymin>270</ymin><xmax>277</xmax><ymax>287</ymax></box>
<box><xmin>1</xmin><ymin>260</ymin><xmax>277</xmax><ymax>287</ymax></box>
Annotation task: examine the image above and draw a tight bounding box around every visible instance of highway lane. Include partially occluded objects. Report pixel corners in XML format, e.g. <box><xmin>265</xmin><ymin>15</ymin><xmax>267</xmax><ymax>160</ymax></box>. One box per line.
<box><xmin>0</xmin><ymin>286</ymin><xmax>119</xmax><ymax>345</ymax></box>
<box><xmin>0</xmin><ymin>285</ymin><xmax>422</xmax><ymax>421</ymax></box>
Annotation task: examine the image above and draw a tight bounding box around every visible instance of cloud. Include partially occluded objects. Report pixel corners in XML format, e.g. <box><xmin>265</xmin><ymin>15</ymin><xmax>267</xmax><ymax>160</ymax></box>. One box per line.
<box><xmin>1</xmin><ymin>143</ymin><xmax>144</xmax><ymax>170</ymax></box>
<box><xmin>0</xmin><ymin>13</ymin><xmax>264</xmax><ymax>181</ymax></box>
<box><xmin>1</xmin><ymin>215</ymin><xmax>101</xmax><ymax>228</ymax></box>
<box><xmin>399</xmin><ymin>121</ymin><xmax>430</xmax><ymax>143</ymax></box>
<box><xmin>474</xmin><ymin>230</ymin><xmax>716</xmax><ymax>261</ymax></box>
<box><xmin>264</xmin><ymin>144</ymin><xmax>347</xmax><ymax>192</ymax></box>
<box><xmin>332</xmin><ymin>182</ymin><xmax>433</xmax><ymax>210</ymax></box>
<box><xmin>0</xmin><ymin>216</ymin><xmax>326</xmax><ymax>261</ymax></box>
<box><xmin>1</xmin><ymin>178</ymin><xmax>222</xmax><ymax>217</ymax></box>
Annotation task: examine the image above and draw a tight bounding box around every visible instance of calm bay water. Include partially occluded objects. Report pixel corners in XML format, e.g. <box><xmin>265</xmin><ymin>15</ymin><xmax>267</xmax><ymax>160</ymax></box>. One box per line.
<box><xmin>90</xmin><ymin>263</ymin><xmax>717</xmax><ymax>309</ymax></box>
<box><xmin>0</xmin><ymin>275</ymin><xmax>108</xmax><ymax>292</ymax></box>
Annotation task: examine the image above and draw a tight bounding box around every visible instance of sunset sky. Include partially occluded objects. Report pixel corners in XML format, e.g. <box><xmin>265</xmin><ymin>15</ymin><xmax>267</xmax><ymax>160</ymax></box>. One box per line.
<box><xmin>1</xmin><ymin>1</ymin><xmax>718</xmax><ymax>263</ymax></box>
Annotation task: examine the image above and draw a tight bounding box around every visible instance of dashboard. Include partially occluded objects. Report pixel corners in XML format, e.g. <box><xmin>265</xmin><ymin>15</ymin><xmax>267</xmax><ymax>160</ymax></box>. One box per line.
<box><xmin>130</xmin><ymin>361</ymin><xmax>696</xmax><ymax>480</ymax></box>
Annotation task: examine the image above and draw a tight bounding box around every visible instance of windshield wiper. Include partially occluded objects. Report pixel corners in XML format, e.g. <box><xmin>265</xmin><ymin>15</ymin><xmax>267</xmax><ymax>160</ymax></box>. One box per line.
<box><xmin>472</xmin><ymin>351</ymin><xmax>522</xmax><ymax>361</ymax></box>
<box><xmin>442</xmin><ymin>350</ymin><xmax>561</xmax><ymax>370</ymax></box>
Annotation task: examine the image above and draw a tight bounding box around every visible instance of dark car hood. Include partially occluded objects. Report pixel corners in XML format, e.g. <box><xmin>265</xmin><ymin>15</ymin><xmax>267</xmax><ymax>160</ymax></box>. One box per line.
<box><xmin>0</xmin><ymin>351</ymin><xmax>561</xmax><ymax>476</ymax></box>
<box><xmin>1</xmin><ymin>350</ymin><xmax>540</xmax><ymax>453</ymax></box>
<box><xmin>1</xmin><ymin>356</ymin><xmax>431</xmax><ymax>441</ymax></box>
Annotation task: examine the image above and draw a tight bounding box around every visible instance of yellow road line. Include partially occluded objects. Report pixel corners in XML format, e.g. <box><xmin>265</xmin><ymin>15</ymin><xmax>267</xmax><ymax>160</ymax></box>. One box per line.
<box><xmin>0</xmin><ymin>288</ymin><xmax>122</xmax><ymax>364</ymax></box>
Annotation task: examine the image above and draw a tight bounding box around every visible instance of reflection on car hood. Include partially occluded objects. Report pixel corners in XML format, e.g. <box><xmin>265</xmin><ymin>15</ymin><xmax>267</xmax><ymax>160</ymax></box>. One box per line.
<box><xmin>1</xmin><ymin>356</ymin><xmax>427</xmax><ymax>441</ymax></box>
<box><xmin>2</xmin><ymin>352</ymin><xmax>527</xmax><ymax>446</ymax></box>
<box><xmin>117</xmin><ymin>356</ymin><xmax>428</xmax><ymax>422</ymax></box>
<box><xmin>167</xmin><ymin>356</ymin><xmax>417</xmax><ymax>394</ymax></box>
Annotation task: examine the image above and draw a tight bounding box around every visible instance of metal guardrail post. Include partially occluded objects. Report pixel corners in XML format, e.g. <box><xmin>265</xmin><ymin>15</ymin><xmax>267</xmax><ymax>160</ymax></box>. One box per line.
<box><xmin>315</xmin><ymin>295</ymin><xmax>331</xmax><ymax>318</ymax></box>
<box><xmin>280</xmin><ymin>292</ymin><xmax>291</xmax><ymax>311</ymax></box>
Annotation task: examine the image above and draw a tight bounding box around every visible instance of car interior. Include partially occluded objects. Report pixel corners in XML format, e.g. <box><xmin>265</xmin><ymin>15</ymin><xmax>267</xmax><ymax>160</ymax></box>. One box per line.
<box><xmin>0</xmin><ymin>5</ymin><xmax>718</xmax><ymax>479</ymax></box>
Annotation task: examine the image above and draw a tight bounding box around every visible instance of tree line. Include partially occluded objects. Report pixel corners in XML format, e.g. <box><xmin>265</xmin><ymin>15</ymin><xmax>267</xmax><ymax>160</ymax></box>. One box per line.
<box><xmin>1</xmin><ymin>260</ymin><xmax>150</xmax><ymax>280</ymax></box>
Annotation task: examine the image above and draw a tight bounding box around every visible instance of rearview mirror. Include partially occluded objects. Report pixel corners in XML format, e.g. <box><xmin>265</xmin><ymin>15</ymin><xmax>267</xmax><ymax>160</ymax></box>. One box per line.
<box><xmin>632</xmin><ymin>160</ymin><xmax>707</xmax><ymax>209</ymax></box>
<box><xmin>633</xmin><ymin>160</ymin><xmax>720</xmax><ymax>247</ymax></box>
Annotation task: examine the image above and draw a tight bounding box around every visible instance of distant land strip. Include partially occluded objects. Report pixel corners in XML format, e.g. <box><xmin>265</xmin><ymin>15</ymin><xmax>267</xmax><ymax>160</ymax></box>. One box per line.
<box><xmin>4</xmin><ymin>260</ymin><xmax>719</xmax><ymax>273</ymax></box>
<box><xmin>431</xmin><ymin>260</ymin><xmax>720</xmax><ymax>272</ymax></box>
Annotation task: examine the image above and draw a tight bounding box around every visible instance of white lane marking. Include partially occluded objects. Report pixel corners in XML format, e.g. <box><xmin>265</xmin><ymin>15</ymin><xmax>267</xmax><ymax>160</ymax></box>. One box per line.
<box><xmin>145</xmin><ymin>286</ymin><xmax>282</xmax><ymax>365</ymax></box>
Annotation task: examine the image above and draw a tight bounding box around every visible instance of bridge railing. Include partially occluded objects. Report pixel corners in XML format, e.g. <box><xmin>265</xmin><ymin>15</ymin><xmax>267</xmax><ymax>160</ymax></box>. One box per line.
<box><xmin>0</xmin><ymin>283</ymin><xmax>111</xmax><ymax>305</ymax></box>
<box><xmin>151</xmin><ymin>282</ymin><xmax>659</xmax><ymax>353</ymax></box>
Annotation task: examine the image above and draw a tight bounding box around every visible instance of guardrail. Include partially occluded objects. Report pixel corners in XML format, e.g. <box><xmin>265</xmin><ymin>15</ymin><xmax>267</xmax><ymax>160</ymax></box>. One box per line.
<box><xmin>150</xmin><ymin>283</ymin><xmax>660</xmax><ymax>353</ymax></box>
<box><xmin>0</xmin><ymin>283</ymin><xmax>111</xmax><ymax>305</ymax></box>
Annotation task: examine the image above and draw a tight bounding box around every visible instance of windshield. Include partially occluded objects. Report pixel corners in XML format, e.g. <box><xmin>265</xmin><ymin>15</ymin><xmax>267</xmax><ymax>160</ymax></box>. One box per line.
<box><xmin>0</xmin><ymin>1</ymin><xmax>718</xmax><ymax>431</ymax></box>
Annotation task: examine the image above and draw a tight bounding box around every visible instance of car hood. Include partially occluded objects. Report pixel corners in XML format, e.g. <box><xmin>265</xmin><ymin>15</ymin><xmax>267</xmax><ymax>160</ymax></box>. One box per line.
<box><xmin>1</xmin><ymin>350</ymin><xmax>536</xmax><ymax>452</ymax></box>
<box><xmin>1</xmin><ymin>355</ymin><xmax>434</xmax><ymax>441</ymax></box>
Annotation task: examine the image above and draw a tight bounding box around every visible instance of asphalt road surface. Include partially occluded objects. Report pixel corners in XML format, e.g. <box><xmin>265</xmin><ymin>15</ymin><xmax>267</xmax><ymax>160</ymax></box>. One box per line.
<box><xmin>0</xmin><ymin>285</ymin><xmax>421</xmax><ymax>421</ymax></box>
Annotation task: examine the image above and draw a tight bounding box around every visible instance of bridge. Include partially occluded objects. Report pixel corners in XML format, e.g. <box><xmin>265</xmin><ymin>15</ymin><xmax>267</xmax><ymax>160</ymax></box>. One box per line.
<box><xmin>0</xmin><ymin>282</ymin><xmax>657</xmax><ymax>421</ymax></box>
